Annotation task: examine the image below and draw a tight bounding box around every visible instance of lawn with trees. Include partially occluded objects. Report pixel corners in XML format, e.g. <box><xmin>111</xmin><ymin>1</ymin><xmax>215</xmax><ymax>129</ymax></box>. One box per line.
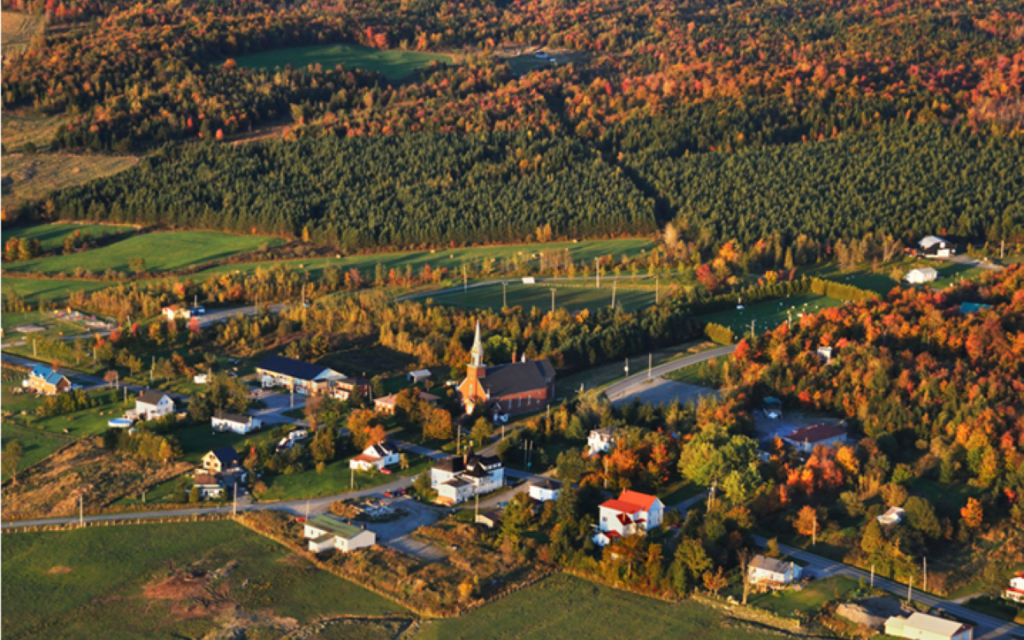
<box><xmin>232</xmin><ymin>43</ymin><xmax>452</xmax><ymax>81</ymax></box>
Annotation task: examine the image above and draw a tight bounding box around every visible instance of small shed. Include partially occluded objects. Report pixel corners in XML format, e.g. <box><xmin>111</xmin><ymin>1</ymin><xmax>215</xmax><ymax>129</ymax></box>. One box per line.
<box><xmin>407</xmin><ymin>369</ymin><xmax>432</xmax><ymax>384</ymax></box>
<box><xmin>906</xmin><ymin>267</ymin><xmax>939</xmax><ymax>284</ymax></box>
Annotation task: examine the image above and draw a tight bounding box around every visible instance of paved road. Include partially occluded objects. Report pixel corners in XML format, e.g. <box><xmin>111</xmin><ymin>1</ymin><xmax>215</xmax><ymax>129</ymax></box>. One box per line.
<box><xmin>752</xmin><ymin>536</ymin><xmax>1024</xmax><ymax>640</ymax></box>
<box><xmin>604</xmin><ymin>345</ymin><xmax>735</xmax><ymax>403</ymax></box>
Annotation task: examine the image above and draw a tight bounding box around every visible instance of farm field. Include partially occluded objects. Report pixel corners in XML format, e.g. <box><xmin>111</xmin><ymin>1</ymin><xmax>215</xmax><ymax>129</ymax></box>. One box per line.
<box><xmin>431</xmin><ymin>280</ymin><xmax>656</xmax><ymax>313</ymax></box>
<box><xmin>410</xmin><ymin>573</ymin><xmax>783</xmax><ymax>639</ymax></box>
<box><xmin>1</xmin><ymin>153</ymin><xmax>140</xmax><ymax>209</ymax></box>
<box><xmin>232</xmin><ymin>43</ymin><xmax>452</xmax><ymax>81</ymax></box>
<box><xmin>4</xmin><ymin>230</ymin><xmax>283</xmax><ymax>276</ymax></box>
<box><xmin>1</xmin><ymin>277</ymin><xmax>115</xmax><ymax>305</ymax></box>
<box><xmin>1</xmin><ymin>222</ymin><xmax>135</xmax><ymax>253</ymax></box>
<box><xmin>0</xmin><ymin>11</ymin><xmax>45</xmax><ymax>56</ymax></box>
<box><xmin>0</xmin><ymin>520</ymin><xmax>406</xmax><ymax>640</ymax></box>
<box><xmin>695</xmin><ymin>293</ymin><xmax>845</xmax><ymax>339</ymax></box>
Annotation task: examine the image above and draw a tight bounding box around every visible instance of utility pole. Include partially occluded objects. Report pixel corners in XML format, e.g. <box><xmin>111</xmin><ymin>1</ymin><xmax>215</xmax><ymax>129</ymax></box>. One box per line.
<box><xmin>463</xmin><ymin>264</ymin><xmax>468</xmax><ymax>293</ymax></box>
<box><xmin>475</xmin><ymin>492</ymin><xmax>480</xmax><ymax>521</ymax></box>
<box><xmin>595</xmin><ymin>258</ymin><xmax>600</xmax><ymax>288</ymax></box>
<box><xmin>870</xmin><ymin>564</ymin><xmax>875</xmax><ymax>588</ymax></box>
<box><xmin>708</xmin><ymin>478</ymin><xmax>717</xmax><ymax>510</ymax></box>
<box><xmin>750</xmin><ymin>319</ymin><xmax>756</xmax><ymax>340</ymax></box>
<box><xmin>648</xmin><ymin>353</ymin><xmax>653</xmax><ymax>380</ymax></box>
<box><xmin>923</xmin><ymin>557</ymin><xmax>927</xmax><ymax>593</ymax></box>
<box><xmin>550</xmin><ymin>288</ymin><xmax>556</xmax><ymax>314</ymax></box>
<box><xmin>907</xmin><ymin>577</ymin><xmax>913</xmax><ymax>603</ymax></box>
<box><xmin>93</xmin><ymin>345</ymin><xmax>97</xmax><ymax>365</ymax></box>
<box><xmin>33</xmin><ymin>339</ymin><xmax>37</xmax><ymax>358</ymax></box>
<box><xmin>1001</xmin><ymin>240</ymin><xmax>1005</xmax><ymax>260</ymax></box>
<box><xmin>457</xmin><ymin>424</ymin><xmax>461</xmax><ymax>455</ymax></box>
<box><xmin>502</xmin><ymin>281</ymin><xmax>508</xmax><ymax>308</ymax></box>
<box><xmin>655</xmin><ymin>277</ymin><xmax>659</xmax><ymax>304</ymax></box>
<box><xmin>350</xmin><ymin>467</ymin><xmax>355</xmax><ymax>490</ymax></box>
<box><xmin>624</xmin><ymin>358</ymin><xmax>629</xmax><ymax>378</ymax></box>
<box><xmin>611</xmin><ymin>281</ymin><xmax>617</xmax><ymax>309</ymax></box>
<box><xmin>812</xmin><ymin>517</ymin><xmax>816</xmax><ymax>546</ymax></box>
<box><xmin>233</xmin><ymin>483</ymin><xmax>238</xmax><ymax>517</ymax></box>
<box><xmin>79</xmin><ymin>494</ymin><xmax>84</xmax><ymax>528</ymax></box>
<box><xmin>290</xmin><ymin>385</ymin><xmax>294</xmax><ymax>409</ymax></box>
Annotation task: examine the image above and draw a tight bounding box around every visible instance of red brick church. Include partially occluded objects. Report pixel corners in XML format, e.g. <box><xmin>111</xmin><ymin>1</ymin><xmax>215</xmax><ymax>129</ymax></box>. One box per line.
<box><xmin>457</xmin><ymin>321</ymin><xmax>556</xmax><ymax>420</ymax></box>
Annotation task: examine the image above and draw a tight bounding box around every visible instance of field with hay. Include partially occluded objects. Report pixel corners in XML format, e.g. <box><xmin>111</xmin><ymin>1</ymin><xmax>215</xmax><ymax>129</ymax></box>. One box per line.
<box><xmin>0</xmin><ymin>10</ymin><xmax>45</xmax><ymax>56</ymax></box>
<box><xmin>1</xmin><ymin>520</ymin><xmax>407</xmax><ymax>639</ymax></box>
<box><xmin>1</xmin><ymin>153</ymin><xmax>141</xmax><ymax>209</ymax></box>
<box><xmin>232</xmin><ymin>43</ymin><xmax>452</xmax><ymax>81</ymax></box>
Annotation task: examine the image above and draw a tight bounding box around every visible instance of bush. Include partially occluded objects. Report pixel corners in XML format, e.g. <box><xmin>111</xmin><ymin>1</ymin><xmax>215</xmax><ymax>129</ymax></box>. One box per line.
<box><xmin>705</xmin><ymin>323</ymin><xmax>734</xmax><ymax>345</ymax></box>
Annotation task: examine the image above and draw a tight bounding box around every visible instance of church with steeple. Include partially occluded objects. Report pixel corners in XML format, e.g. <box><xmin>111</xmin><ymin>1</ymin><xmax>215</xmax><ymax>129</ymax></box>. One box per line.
<box><xmin>457</xmin><ymin>321</ymin><xmax>556</xmax><ymax>420</ymax></box>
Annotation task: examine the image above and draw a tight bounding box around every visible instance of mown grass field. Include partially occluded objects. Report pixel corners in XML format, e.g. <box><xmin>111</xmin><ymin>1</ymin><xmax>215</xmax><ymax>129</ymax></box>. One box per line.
<box><xmin>0</xmin><ymin>11</ymin><xmax>45</xmax><ymax>57</ymax></box>
<box><xmin>696</xmin><ymin>292</ymin><xmax>844</xmax><ymax>339</ymax></box>
<box><xmin>743</xmin><ymin>576</ymin><xmax>860</xmax><ymax>617</ymax></box>
<box><xmin>4</xmin><ymin>230</ymin><xmax>283</xmax><ymax>276</ymax></box>
<box><xmin>1</xmin><ymin>153</ymin><xmax>141</xmax><ymax>209</ymax></box>
<box><xmin>431</xmin><ymin>280</ymin><xmax>656</xmax><ymax>313</ymax></box>
<box><xmin>1</xmin><ymin>223</ymin><xmax>135</xmax><ymax>253</ymax></box>
<box><xmin>0</xmin><ymin>520</ymin><xmax>406</xmax><ymax>640</ymax></box>
<box><xmin>1</xmin><ymin>277</ymin><xmax>115</xmax><ymax>305</ymax></box>
<box><xmin>256</xmin><ymin>452</ymin><xmax>432</xmax><ymax>501</ymax></box>
<box><xmin>232</xmin><ymin>43</ymin><xmax>452</xmax><ymax>81</ymax></box>
<box><xmin>410</xmin><ymin>573</ymin><xmax>781</xmax><ymax>640</ymax></box>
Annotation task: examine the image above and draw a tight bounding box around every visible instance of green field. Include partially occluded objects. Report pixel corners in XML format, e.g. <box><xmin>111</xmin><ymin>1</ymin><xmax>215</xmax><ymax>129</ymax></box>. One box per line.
<box><xmin>0</xmin><ymin>423</ymin><xmax>72</xmax><ymax>481</ymax></box>
<box><xmin>256</xmin><ymin>452</ymin><xmax>432</xmax><ymax>501</ymax></box>
<box><xmin>2</xmin><ymin>223</ymin><xmax>134</xmax><ymax>253</ymax></box>
<box><xmin>431</xmin><ymin>280</ymin><xmax>656</xmax><ymax>313</ymax></box>
<box><xmin>410</xmin><ymin>573</ymin><xmax>781</xmax><ymax>640</ymax></box>
<box><xmin>0</xmin><ymin>520</ymin><xmax>405</xmax><ymax>640</ymax></box>
<box><xmin>696</xmin><ymin>293</ymin><xmax>845</xmax><ymax>339</ymax></box>
<box><xmin>232</xmin><ymin>43</ymin><xmax>452</xmax><ymax>81</ymax></box>
<box><xmin>4</xmin><ymin>230</ymin><xmax>282</xmax><ymax>276</ymax></box>
<box><xmin>743</xmin><ymin>576</ymin><xmax>859</xmax><ymax>617</ymax></box>
<box><xmin>2</xmin><ymin>277</ymin><xmax>115</xmax><ymax>305</ymax></box>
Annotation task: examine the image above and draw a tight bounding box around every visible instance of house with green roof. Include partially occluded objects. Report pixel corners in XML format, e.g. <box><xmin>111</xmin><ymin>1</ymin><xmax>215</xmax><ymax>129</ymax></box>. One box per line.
<box><xmin>303</xmin><ymin>514</ymin><xmax>376</xmax><ymax>553</ymax></box>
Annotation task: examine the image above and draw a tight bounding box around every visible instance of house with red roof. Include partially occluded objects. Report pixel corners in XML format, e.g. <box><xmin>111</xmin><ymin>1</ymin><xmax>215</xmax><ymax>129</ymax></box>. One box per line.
<box><xmin>782</xmin><ymin>423</ymin><xmax>847</xmax><ymax>453</ymax></box>
<box><xmin>1005</xmin><ymin>573</ymin><xmax>1024</xmax><ymax>604</ymax></box>
<box><xmin>593</xmin><ymin>490</ymin><xmax>664</xmax><ymax>546</ymax></box>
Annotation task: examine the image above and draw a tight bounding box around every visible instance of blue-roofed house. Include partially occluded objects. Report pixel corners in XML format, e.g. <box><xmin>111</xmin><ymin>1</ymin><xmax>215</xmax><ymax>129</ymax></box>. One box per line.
<box><xmin>23</xmin><ymin>365</ymin><xmax>71</xmax><ymax>395</ymax></box>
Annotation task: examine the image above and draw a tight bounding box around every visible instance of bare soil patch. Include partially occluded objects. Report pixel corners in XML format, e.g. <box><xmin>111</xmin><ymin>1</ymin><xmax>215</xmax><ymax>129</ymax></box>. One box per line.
<box><xmin>47</xmin><ymin>565</ymin><xmax>73</xmax><ymax>574</ymax></box>
<box><xmin>1</xmin><ymin>153</ymin><xmax>140</xmax><ymax>209</ymax></box>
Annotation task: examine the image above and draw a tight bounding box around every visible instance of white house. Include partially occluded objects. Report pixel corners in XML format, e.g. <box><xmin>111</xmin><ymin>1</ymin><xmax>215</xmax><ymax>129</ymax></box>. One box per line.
<box><xmin>906</xmin><ymin>267</ymin><xmax>939</xmax><ymax>284</ymax></box>
<box><xmin>885</xmin><ymin>612</ymin><xmax>973</xmax><ymax>640</ymax></box>
<box><xmin>304</xmin><ymin>515</ymin><xmax>376</xmax><ymax>553</ymax></box>
<box><xmin>407</xmin><ymin>369</ymin><xmax>432</xmax><ymax>384</ymax></box>
<box><xmin>918</xmin><ymin>236</ymin><xmax>956</xmax><ymax>258</ymax></box>
<box><xmin>782</xmin><ymin>424</ymin><xmax>847</xmax><ymax>453</ymax></box>
<box><xmin>349</xmin><ymin>441</ymin><xmax>400</xmax><ymax>471</ymax></box>
<box><xmin>748</xmin><ymin>554</ymin><xmax>803</xmax><ymax>588</ymax></box>
<box><xmin>878</xmin><ymin>506</ymin><xmax>906</xmax><ymax>526</ymax></box>
<box><xmin>431</xmin><ymin>450</ymin><xmax>504</xmax><ymax>505</ymax></box>
<box><xmin>528</xmin><ymin>478</ymin><xmax>562</xmax><ymax>502</ymax></box>
<box><xmin>593</xmin><ymin>490</ymin><xmax>664</xmax><ymax>546</ymax></box>
<box><xmin>256</xmin><ymin>354</ymin><xmax>344</xmax><ymax>395</ymax></box>
<box><xmin>129</xmin><ymin>390</ymin><xmax>175</xmax><ymax>421</ymax></box>
<box><xmin>162</xmin><ymin>305</ymin><xmax>192</xmax><ymax>320</ymax></box>
<box><xmin>211</xmin><ymin>411</ymin><xmax>262</xmax><ymax>435</ymax></box>
<box><xmin>193</xmin><ymin>472</ymin><xmax>224</xmax><ymax>499</ymax></box>
<box><xmin>587</xmin><ymin>427</ymin><xmax>616</xmax><ymax>456</ymax></box>
<box><xmin>1003</xmin><ymin>574</ymin><xmax>1024</xmax><ymax>603</ymax></box>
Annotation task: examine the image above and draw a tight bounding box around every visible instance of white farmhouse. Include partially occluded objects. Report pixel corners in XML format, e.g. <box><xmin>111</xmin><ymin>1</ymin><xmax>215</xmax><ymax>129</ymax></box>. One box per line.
<box><xmin>906</xmin><ymin>267</ymin><xmax>939</xmax><ymax>284</ymax></box>
<box><xmin>593</xmin><ymin>490</ymin><xmax>663</xmax><ymax>546</ymax></box>
<box><xmin>1003</xmin><ymin>573</ymin><xmax>1024</xmax><ymax>603</ymax></box>
<box><xmin>748</xmin><ymin>554</ymin><xmax>802</xmax><ymax>588</ymax></box>
<box><xmin>349</xmin><ymin>441</ymin><xmax>400</xmax><ymax>471</ymax></box>
<box><xmin>528</xmin><ymin>478</ymin><xmax>562</xmax><ymax>502</ymax></box>
<box><xmin>431</xmin><ymin>450</ymin><xmax>504</xmax><ymax>505</ymax></box>
<box><xmin>587</xmin><ymin>427</ymin><xmax>616</xmax><ymax>456</ymax></box>
<box><xmin>304</xmin><ymin>515</ymin><xmax>376</xmax><ymax>553</ymax></box>
<box><xmin>211</xmin><ymin>411</ymin><xmax>262</xmax><ymax>435</ymax></box>
<box><xmin>130</xmin><ymin>390</ymin><xmax>175</xmax><ymax>421</ymax></box>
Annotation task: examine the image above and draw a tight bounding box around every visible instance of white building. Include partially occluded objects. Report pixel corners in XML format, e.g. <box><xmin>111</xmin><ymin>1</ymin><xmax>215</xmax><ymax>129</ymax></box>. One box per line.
<box><xmin>129</xmin><ymin>390</ymin><xmax>175</xmax><ymax>421</ymax></box>
<box><xmin>193</xmin><ymin>472</ymin><xmax>224</xmax><ymax>499</ymax></box>
<box><xmin>304</xmin><ymin>515</ymin><xmax>376</xmax><ymax>553</ymax></box>
<box><xmin>349</xmin><ymin>441</ymin><xmax>400</xmax><ymax>471</ymax></box>
<box><xmin>884</xmin><ymin>612</ymin><xmax>973</xmax><ymax>640</ymax></box>
<box><xmin>918</xmin><ymin>236</ymin><xmax>956</xmax><ymax>258</ymax></box>
<box><xmin>587</xmin><ymin>427</ymin><xmax>616</xmax><ymax>456</ymax></box>
<box><xmin>162</xmin><ymin>306</ymin><xmax>192</xmax><ymax>320</ymax></box>
<box><xmin>528</xmin><ymin>478</ymin><xmax>562</xmax><ymax>502</ymax></box>
<box><xmin>256</xmin><ymin>355</ymin><xmax>344</xmax><ymax>395</ymax></box>
<box><xmin>407</xmin><ymin>369</ymin><xmax>432</xmax><ymax>384</ymax></box>
<box><xmin>593</xmin><ymin>490</ymin><xmax>664</xmax><ymax>546</ymax></box>
<box><xmin>1004</xmin><ymin>574</ymin><xmax>1024</xmax><ymax>603</ymax></box>
<box><xmin>748</xmin><ymin>554</ymin><xmax>803</xmax><ymax>588</ymax></box>
<box><xmin>906</xmin><ymin>267</ymin><xmax>939</xmax><ymax>284</ymax></box>
<box><xmin>211</xmin><ymin>411</ymin><xmax>262</xmax><ymax>435</ymax></box>
<box><xmin>431</xmin><ymin>450</ymin><xmax>504</xmax><ymax>505</ymax></box>
<box><xmin>877</xmin><ymin>506</ymin><xmax>906</xmax><ymax>526</ymax></box>
<box><xmin>782</xmin><ymin>424</ymin><xmax>847</xmax><ymax>453</ymax></box>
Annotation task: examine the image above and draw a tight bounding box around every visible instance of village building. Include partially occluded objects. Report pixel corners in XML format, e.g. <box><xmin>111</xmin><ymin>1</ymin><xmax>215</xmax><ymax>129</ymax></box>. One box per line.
<box><xmin>193</xmin><ymin>472</ymin><xmax>225</xmax><ymax>499</ymax></box>
<box><xmin>373</xmin><ymin>390</ymin><xmax>440</xmax><ymax>415</ymax></box>
<box><xmin>406</xmin><ymin>369</ymin><xmax>432</xmax><ymax>384</ymax></box>
<box><xmin>748</xmin><ymin>555</ymin><xmax>803</xmax><ymax>589</ymax></box>
<box><xmin>211</xmin><ymin>411</ymin><xmax>262</xmax><ymax>435</ymax></box>
<box><xmin>162</xmin><ymin>305</ymin><xmax>192</xmax><ymax>321</ymax></box>
<box><xmin>1003</xmin><ymin>573</ymin><xmax>1024</xmax><ymax>603</ymax></box>
<box><xmin>349</xmin><ymin>441</ymin><xmax>400</xmax><ymax>471</ymax></box>
<box><xmin>528</xmin><ymin>478</ymin><xmax>562</xmax><ymax>502</ymax></box>
<box><xmin>23</xmin><ymin>365</ymin><xmax>70</xmax><ymax>395</ymax></box>
<box><xmin>918</xmin><ymin>236</ymin><xmax>956</xmax><ymax>258</ymax></box>
<box><xmin>457</xmin><ymin>321</ymin><xmax>555</xmax><ymax>420</ymax></box>
<box><xmin>587</xmin><ymin>427</ymin><xmax>616</xmax><ymax>456</ymax></box>
<box><xmin>906</xmin><ymin>267</ymin><xmax>939</xmax><ymax>285</ymax></box>
<box><xmin>884</xmin><ymin>612</ymin><xmax>973</xmax><ymax>640</ymax></box>
<box><xmin>256</xmin><ymin>355</ymin><xmax>343</xmax><ymax>395</ymax></box>
<box><xmin>128</xmin><ymin>390</ymin><xmax>175</xmax><ymax>422</ymax></box>
<box><xmin>202</xmin><ymin>446</ymin><xmax>242</xmax><ymax>474</ymax></box>
<box><xmin>475</xmin><ymin>509</ymin><xmax>504</xmax><ymax>529</ymax></box>
<box><xmin>593</xmin><ymin>490</ymin><xmax>664</xmax><ymax>546</ymax></box>
<box><xmin>332</xmin><ymin>376</ymin><xmax>371</xmax><ymax>402</ymax></box>
<box><xmin>878</xmin><ymin>506</ymin><xmax>906</xmax><ymax>526</ymax></box>
<box><xmin>783</xmin><ymin>423</ymin><xmax>847</xmax><ymax>453</ymax></box>
<box><xmin>431</xmin><ymin>449</ymin><xmax>505</xmax><ymax>505</ymax></box>
<box><xmin>303</xmin><ymin>515</ymin><xmax>376</xmax><ymax>553</ymax></box>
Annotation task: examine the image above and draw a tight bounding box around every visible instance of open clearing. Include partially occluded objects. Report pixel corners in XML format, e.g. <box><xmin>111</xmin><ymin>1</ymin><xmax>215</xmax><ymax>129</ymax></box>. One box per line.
<box><xmin>1</xmin><ymin>222</ymin><xmax>135</xmax><ymax>253</ymax></box>
<box><xmin>410</xmin><ymin>573</ymin><xmax>786</xmax><ymax>639</ymax></box>
<box><xmin>232</xmin><ymin>43</ymin><xmax>452</xmax><ymax>81</ymax></box>
<box><xmin>1</xmin><ymin>153</ymin><xmax>141</xmax><ymax>209</ymax></box>
<box><xmin>696</xmin><ymin>292</ymin><xmax>845</xmax><ymax>338</ymax></box>
<box><xmin>4</xmin><ymin>230</ymin><xmax>283</xmax><ymax>276</ymax></box>
<box><xmin>431</xmin><ymin>280</ymin><xmax>656</xmax><ymax>313</ymax></box>
<box><xmin>0</xmin><ymin>112</ymin><xmax>67</xmax><ymax>151</ymax></box>
<box><xmin>0</xmin><ymin>520</ymin><xmax>405</xmax><ymax>639</ymax></box>
<box><xmin>0</xmin><ymin>10</ymin><xmax>45</xmax><ymax>56</ymax></box>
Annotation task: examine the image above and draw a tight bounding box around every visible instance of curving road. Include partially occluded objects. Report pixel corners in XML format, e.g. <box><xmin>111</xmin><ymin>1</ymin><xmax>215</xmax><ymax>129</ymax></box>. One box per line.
<box><xmin>603</xmin><ymin>344</ymin><xmax>735</xmax><ymax>403</ymax></box>
<box><xmin>752</xmin><ymin>536</ymin><xmax>1024</xmax><ymax>640</ymax></box>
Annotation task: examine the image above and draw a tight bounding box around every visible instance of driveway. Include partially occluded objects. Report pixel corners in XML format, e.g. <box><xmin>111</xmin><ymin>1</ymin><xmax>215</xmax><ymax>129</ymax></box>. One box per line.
<box><xmin>605</xmin><ymin>345</ymin><xmax>734</xmax><ymax>406</ymax></box>
<box><xmin>611</xmin><ymin>377</ymin><xmax>718</xmax><ymax>408</ymax></box>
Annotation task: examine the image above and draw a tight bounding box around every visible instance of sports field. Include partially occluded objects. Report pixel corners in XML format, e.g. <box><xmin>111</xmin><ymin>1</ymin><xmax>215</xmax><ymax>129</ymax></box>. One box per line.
<box><xmin>410</xmin><ymin>573</ymin><xmax>782</xmax><ymax>639</ymax></box>
<box><xmin>232</xmin><ymin>43</ymin><xmax>452</xmax><ymax>81</ymax></box>
<box><xmin>696</xmin><ymin>292</ymin><xmax>844</xmax><ymax>338</ymax></box>
<box><xmin>0</xmin><ymin>520</ymin><xmax>405</xmax><ymax>639</ymax></box>
<box><xmin>430</xmin><ymin>280</ymin><xmax>656</xmax><ymax>313</ymax></box>
<box><xmin>4</xmin><ymin>230</ymin><xmax>282</xmax><ymax>276</ymax></box>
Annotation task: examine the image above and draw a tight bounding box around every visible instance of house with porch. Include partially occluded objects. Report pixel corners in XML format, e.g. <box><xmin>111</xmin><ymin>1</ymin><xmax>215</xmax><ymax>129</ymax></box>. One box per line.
<box><xmin>431</xmin><ymin>449</ymin><xmax>505</xmax><ymax>505</ymax></box>
<box><xmin>193</xmin><ymin>472</ymin><xmax>225</xmax><ymax>499</ymax></box>
<box><xmin>593</xmin><ymin>490</ymin><xmax>664</xmax><ymax>546</ymax></box>
<box><xmin>748</xmin><ymin>555</ymin><xmax>803</xmax><ymax>589</ymax></box>
<box><xmin>202</xmin><ymin>447</ymin><xmax>241</xmax><ymax>474</ymax></box>
<box><xmin>304</xmin><ymin>515</ymin><xmax>376</xmax><ymax>553</ymax></box>
<box><xmin>256</xmin><ymin>355</ymin><xmax>343</xmax><ymax>395</ymax></box>
<box><xmin>1004</xmin><ymin>573</ymin><xmax>1024</xmax><ymax>603</ymax></box>
<box><xmin>211</xmin><ymin>411</ymin><xmax>262</xmax><ymax>435</ymax></box>
<box><xmin>349</xmin><ymin>441</ymin><xmax>400</xmax><ymax>471</ymax></box>
<box><xmin>23</xmin><ymin>365</ymin><xmax>70</xmax><ymax>395</ymax></box>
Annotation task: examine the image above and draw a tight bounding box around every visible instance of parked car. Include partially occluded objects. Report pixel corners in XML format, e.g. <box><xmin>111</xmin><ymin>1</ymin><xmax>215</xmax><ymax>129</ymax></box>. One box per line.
<box><xmin>384</xmin><ymin>491</ymin><xmax>394</xmax><ymax>498</ymax></box>
<box><xmin>380</xmin><ymin>468</ymin><xmax>392</xmax><ymax>475</ymax></box>
<box><xmin>394</xmin><ymin>488</ymin><xmax>407</xmax><ymax>496</ymax></box>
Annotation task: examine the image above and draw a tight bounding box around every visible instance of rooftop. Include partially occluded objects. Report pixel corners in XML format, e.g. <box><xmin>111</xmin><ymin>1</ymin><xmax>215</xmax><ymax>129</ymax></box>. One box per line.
<box><xmin>784</xmin><ymin>423</ymin><xmax>847</xmax><ymax>444</ymax></box>
<box><xmin>749</xmin><ymin>554</ymin><xmax>796</xmax><ymax>575</ymax></box>
<box><xmin>480</xmin><ymin>359</ymin><xmax>555</xmax><ymax>398</ymax></box>
<box><xmin>306</xmin><ymin>514</ymin><xmax>365</xmax><ymax>539</ymax></box>
<box><xmin>214</xmin><ymin>410</ymin><xmax>250</xmax><ymax>424</ymax></box>
<box><xmin>257</xmin><ymin>354</ymin><xmax>337</xmax><ymax>382</ymax></box>
<box><xmin>138</xmin><ymin>390</ymin><xmax>171</xmax><ymax>406</ymax></box>
<box><xmin>897</xmin><ymin>612</ymin><xmax>972</xmax><ymax>637</ymax></box>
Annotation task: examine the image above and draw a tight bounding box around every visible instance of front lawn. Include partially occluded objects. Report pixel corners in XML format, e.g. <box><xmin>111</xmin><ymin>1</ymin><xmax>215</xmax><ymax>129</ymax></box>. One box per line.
<box><xmin>745</xmin><ymin>576</ymin><xmax>860</xmax><ymax>617</ymax></box>
<box><xmin>256</xmin><ymin>453</ymin><xmax>432</xmax><ymax>501</ymax></box>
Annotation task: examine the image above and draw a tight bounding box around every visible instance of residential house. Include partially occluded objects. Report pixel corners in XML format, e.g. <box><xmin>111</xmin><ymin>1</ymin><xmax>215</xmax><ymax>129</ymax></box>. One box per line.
<box><xmin>373</xmin><ymin>391</ymin><xmax>439</xmax><ymax>415</ymax></box>
<box><xmin>211</xmin><ymin>411</ymin><xmax>262</xmax><ymax>435</ymax></box>
<box><xmin>349</xmin><ymin>441</ymin><xmax>400</xmax><ymax>471</ymax></box>
<box><xmin>783</xmin><ymin>424</ymin><xmax>847</xmax><ymax>453</ymax></box>
<box><xmin>162</xmin><ymin>305</ymin><xmax>192</xmax><ymax>320</ymax></box>
<box><xmin>457</xmin><ymin>321</ymin><xmax>555</xmax><ymax>419</ymax></box>
<box><xmin>129</xmin><ymin>390</ymin><xmax>175</xmax><ymax>421</ymax></box>
<box><xmin>593</xmin><ymin>490</ymin><xmax>664</xmax><ymax>546</ymax></box>
<box><xmin>878</xmin><ymin>506</ymin><xmax>906</xmax><ymax>526</ymax></box>
<box><xmin>23</xmin><ymin>365</ymin><xmax>70</xmax><ymax>395</ymax></box>
<box><xmin>748</xmin><ymin>555</ymin><xmax>803</xmax><ymax>589</ymax></box>
<box><xmin>918</xmin><ymin>236</ymin><xmax>956</xmax><ymax>258</ymax></box>
<box><xmin>475</xmin><ymin>509</ymin><xmax>504</xmax><ymax>529</ymax></box>
<box><xmin>332</xmin><ymin>376</ymin><xmax>371</xmax><ymax>402</ymax></box>
<box><xmin>884</xmin><ymin>612</ymin><xmax>973</xmax><ymax>640</ymax></box>
<box><xmin>255</xmin><ymin>355</ymin><xmax>343</xmax><ymax>395</ymax></box>
<box><xmin>587</xmin><ymin>427</ymin><xmax>616</xmax><ymax>456</ymax></box>
<box><xmin>303</xmin><ymin>515</ymin><xmax>376</xmax><ymax>553</ymax></box>
<box><xmin>202</xmin><ymin>447</ymin><xmax>241</xmax><ymax>474</ymax></box>
<box><xmin>528</xmin><ymin>478</ymin><xmax>562</xmax><ymax>502</ymax></box>
<box><xmin>407</xmin><ymin>369</ymin><xmax>432</xmax><ymax>384</ymax></box>
<box><xmin>193</xmin><ymin>472</ymin><xmax>224</xmax><ymax>499</ymax></box>
<box><xmin>1003</xmin><ymin>573</ymin><xmax>1024</xmax><ymax>603</ymax></box>
<box><xmin>906</xmin><ymin>267</ymin><xmax>939</xmax><ymax>285</ymax></box>
<box><xmin>431</xmin><ymin>449</ymin><xmax>505</xmax><ymax>505</ymax></box>
<box><xmin>817</xmin><ymin>346</ymin><xmax>834</xmax><ymax>363</ymax></box>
